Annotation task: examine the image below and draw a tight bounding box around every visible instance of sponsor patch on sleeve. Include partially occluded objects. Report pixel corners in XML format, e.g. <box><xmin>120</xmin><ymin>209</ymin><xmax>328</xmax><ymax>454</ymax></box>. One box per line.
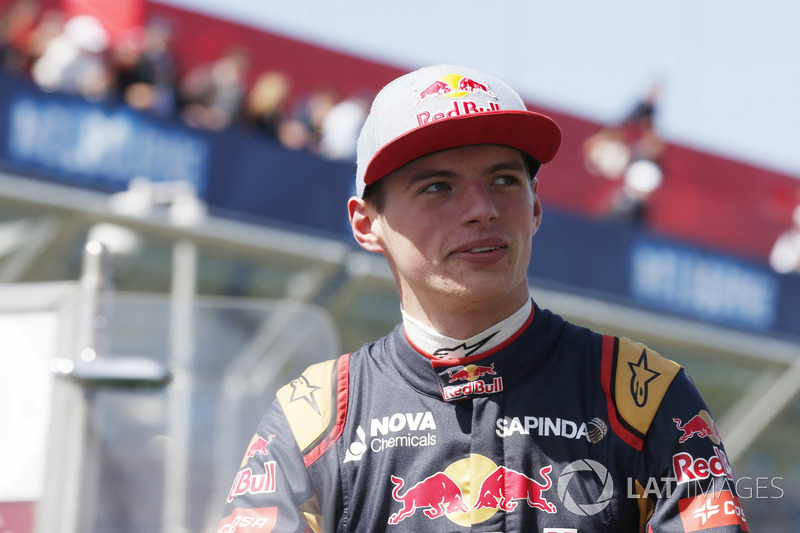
<box><xmin>678</xmin><ymin>490</ymin><xmax>748</xmax><ymax>532</ymax></box>
<box><xmin>217</xmin><ymin>507</ymin><xmax>278</xmax><ymax>533</ymax></box>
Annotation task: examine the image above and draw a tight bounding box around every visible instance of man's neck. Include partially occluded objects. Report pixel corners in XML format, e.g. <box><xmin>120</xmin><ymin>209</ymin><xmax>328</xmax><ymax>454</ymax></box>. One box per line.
<box><xmin>399</xmin><ymin>289</ymin><xmax>531</xmax><ymax>339</ymax></box>
<box><xmin>402</xmin><ymin>299</ymin><xmax>532</xmax><ymax>358</ymax></box>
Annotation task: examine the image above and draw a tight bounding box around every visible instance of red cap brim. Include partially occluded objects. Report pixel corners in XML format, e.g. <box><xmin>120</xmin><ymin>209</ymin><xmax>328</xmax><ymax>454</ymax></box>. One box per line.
<box><xmin>363</xmin><ymin>110</ymin><xmax>562</xmax><ymax>186</ymax></box>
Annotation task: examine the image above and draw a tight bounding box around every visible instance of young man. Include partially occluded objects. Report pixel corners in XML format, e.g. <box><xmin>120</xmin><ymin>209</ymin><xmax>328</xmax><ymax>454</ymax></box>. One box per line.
<box><xmin>218</xmin><ymin>65</ymin><xmax>748</xmax><ymax>532</ymax></box>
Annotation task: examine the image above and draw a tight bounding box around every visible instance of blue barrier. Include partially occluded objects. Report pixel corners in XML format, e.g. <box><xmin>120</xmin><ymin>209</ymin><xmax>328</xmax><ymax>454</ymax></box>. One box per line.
<box><xmin>534</xmin><ymin>211</ymin><xmax>800</xmax><ymax>339</ymax></box>
<box><xmin>0</xmin><ymin>73</ymin><xmax>209</xmax><ymax>192</ymax></box>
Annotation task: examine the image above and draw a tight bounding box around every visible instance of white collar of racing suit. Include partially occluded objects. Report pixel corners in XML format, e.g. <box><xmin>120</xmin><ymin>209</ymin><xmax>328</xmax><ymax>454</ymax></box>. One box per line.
<box><xmin>402</xmin><ymin>299</ymin><xmax>532</xmax><ymax>359</ymax></box>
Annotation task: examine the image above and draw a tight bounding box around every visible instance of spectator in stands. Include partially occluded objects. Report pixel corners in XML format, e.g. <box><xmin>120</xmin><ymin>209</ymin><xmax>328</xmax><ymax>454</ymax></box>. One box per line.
<box><xmin>112</xmin><ymin>17</ymin><xmax>178</xmax><ymax>118</ymax></box>
<box><xmin>112</xmin><ymin>28</ymin><xmax>148</xmax><ymax>103</ymax></box>
<box><xmin>242</xmin><ymin>70</ymin><xmax>291</xmax><ymax>139</ymax></box>
<box><xmin>582</xmin><ymin>123</ymin><xmax>630</xmax><ymax>180</ymax></box>
<box><xmin>584</xmin><ymin>81</ymin><xmax>666</xmax><ymax>225</ymax></box>
<box><xmin>318</xmin><ymin>92</ymin><xmax>370</xmax><ymax>161</ymax></box>
<box><xmin>624</xmin><ymin>83</ymin><xmax>665</xmax><ymax>165</ymax></box>
<box><xmin>0</xmin><ymin>0</ymin><xmax>39</xmax><ymax>73</ymax></box>
<box><xmin>31</xmin><ymin>14</ymin><xmax>113</xmax><ymax>102</ymax></box>
<box><xmin>277</xmin><ymin>83</ymin><xmax>338</xmax><ymax>152</ymax></box>
<box><xmin>178</xmin><ymin>45</ymin><xmax>251</xmax><ymax>130</ymax></box>
<box><xmin>16</xmin><ymin>6</ymin><xmax>64</xmax><ymax>72</ymax></box>
<box><xmin>606</xmin><ymin>154</ymin><xmax>664</xmax><ymax>224</ymax></box>
<box><xmin>769</xmin><ymin>204</ymin><xmax>800</xmax><ymax>274</ymax></box>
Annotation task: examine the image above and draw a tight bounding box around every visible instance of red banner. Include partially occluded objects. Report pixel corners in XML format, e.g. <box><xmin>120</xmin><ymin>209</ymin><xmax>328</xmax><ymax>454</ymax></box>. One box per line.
<box><xmin>61</xmin><ymin>0</ymin><xmax>143</xmax><ymax>45</ymax></box>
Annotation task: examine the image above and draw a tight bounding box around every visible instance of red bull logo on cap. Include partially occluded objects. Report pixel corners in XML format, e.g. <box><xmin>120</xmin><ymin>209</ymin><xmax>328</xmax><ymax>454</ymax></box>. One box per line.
<box><xmin>412</xmin><ymin>73</ymin><xmax>501</xmax><ymax>126</ymax></box>
<box><xmin>413</xmin><ymin>73</ymin><xmax>496</xmax><ymax>105</ymax></box>
<box><xmin>673</xmin><ymin>410</ymin><xmax>721</xmax><ymax>444</ymax></box>
<box><xmin>387</xmin><ymin>454</ymin><xmax>556</xmax><ymax>526</ymax></box>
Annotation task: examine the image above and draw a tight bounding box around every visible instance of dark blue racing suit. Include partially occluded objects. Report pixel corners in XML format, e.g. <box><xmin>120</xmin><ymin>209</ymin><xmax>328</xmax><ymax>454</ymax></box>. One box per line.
<box><xmin>219</xmin><ymin>302</ymin><xmax>748</xmax><ymax>532</ymax></box>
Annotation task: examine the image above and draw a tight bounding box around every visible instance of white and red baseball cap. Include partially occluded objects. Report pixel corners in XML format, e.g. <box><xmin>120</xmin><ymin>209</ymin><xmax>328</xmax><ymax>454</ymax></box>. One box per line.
<box><xmin>356</xmin><ymin>64</ymin><xmax>562</xmax><ymax>196</ymax></box>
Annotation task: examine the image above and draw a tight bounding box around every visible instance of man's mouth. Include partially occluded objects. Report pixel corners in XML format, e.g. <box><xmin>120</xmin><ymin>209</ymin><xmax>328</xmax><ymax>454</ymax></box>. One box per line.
<box><xmin>467</xmin><ymin>246</ymin><xmax>503</xmax><ymax>253</ymax></box>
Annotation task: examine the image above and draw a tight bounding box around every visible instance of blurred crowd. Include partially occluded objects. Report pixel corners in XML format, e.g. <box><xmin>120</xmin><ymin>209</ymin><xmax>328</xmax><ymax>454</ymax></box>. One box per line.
<box><xmin>581</xmin><ymin>82</ymin><xmax>666</xmax><ymax>225</ymax></box>
<box><xmin>580</xmin><ymin>81</ymin><xmax>800</xmax><ymax>274</ymax></box>
<box><xmin>0</xmin><ymin>0</ymin><xmax>370</xmax><ymax>161</ymax></box>
<box><xmin>769</xmin><ymin>203</ymin><xmax>800</xmax><ymax>275</ymax></box>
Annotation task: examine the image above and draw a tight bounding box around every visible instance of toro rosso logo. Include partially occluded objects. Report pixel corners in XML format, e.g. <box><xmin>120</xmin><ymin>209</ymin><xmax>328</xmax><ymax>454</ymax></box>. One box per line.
<box><xmin>387</xmin><ymin>455</ymin><xmax>556</xmax><ymax>527</ymax></box>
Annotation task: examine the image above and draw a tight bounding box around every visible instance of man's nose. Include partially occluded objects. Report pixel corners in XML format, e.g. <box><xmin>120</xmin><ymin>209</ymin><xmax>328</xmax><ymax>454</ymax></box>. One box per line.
<box><xmin>460</xmin><ymin>182</ymin><xmax>499</xmax><ymax>225</ymax></box>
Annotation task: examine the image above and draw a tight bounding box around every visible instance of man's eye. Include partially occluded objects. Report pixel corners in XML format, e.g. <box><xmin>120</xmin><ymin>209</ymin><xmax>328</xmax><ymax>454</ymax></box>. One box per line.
<box><xmin>421</xmin><ymin>182</ymin><xmax>449</xmax><ymax>193</ymax></box>
<box><xmin>494</xmin><ymin>175</ymin><xmax>522</xmax><ymax>186</ymax></box>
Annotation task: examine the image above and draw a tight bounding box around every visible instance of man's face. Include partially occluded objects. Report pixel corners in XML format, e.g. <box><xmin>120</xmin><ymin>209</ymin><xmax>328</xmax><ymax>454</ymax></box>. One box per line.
<box><xmin>350</xmin><ymin>144</ymin><xmax>542</xmax><ymax>318</ymax></box>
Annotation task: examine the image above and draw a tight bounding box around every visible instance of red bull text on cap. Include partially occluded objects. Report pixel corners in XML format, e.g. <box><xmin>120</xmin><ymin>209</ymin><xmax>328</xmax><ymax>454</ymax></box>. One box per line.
<box><xmin>356</xmin><ymin>64</ymin><xmax>562</xmax><ymax>197</ymax></box>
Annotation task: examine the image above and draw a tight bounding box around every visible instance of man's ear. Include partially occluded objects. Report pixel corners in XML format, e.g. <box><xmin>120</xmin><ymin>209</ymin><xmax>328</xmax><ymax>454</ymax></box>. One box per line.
<box><xmin>531</xmin><ymin>178</ymin><xmax>543</xmax><ymax>237</ymax></box>
<box><xmin>348</xmin><ymin>196</ymin><xmax>385</xmax><ymax>253</ymax></box>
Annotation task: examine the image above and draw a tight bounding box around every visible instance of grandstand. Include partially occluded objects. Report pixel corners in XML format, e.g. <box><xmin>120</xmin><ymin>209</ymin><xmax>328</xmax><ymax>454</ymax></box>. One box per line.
<box><xmin>0</xmin><ymin>0</ymin><xmax>798</xmax><ymax>531</ymax></box>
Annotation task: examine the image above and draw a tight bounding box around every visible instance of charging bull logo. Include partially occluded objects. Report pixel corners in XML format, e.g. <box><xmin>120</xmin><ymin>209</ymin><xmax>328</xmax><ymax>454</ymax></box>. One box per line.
<box><xmin>413</xmin><ymin>80</ymin><xmax>453</xmax><ymax>106</ymax></box>
<box><xmin>247</xmin><ymin>435</ymin><xmax>275</xmax><ymax>457</ymax></box>
<box><xmin>474</xmin><ymin>465</ymin><xmax>557</xmax><ymax>513</ymax></box>
<box><xmin>388</xmin><ymin>472</ymin><xmax>469</xmax><ymax>525</ymax></box>
<box><xmin>447</xmin><ymin>363</ymin><xmax>496</xmax><ymax>383</ymax></box>
<box><xmin>240</xmin><ymin>434</ymin><xmax>276</xmax><ymax>467</ymax></box>
<box><xmin>387</xmin><ymin>456</ymin><xmax>557</xmax><ymax>526</ymax></box>
<box><xmin>413</xmin><ymin>73</ymin><xmax>496</xmax><ymax>106</ymax></box>
<box><xmin>673</xmin><ymin>410</ymin><xmax>721</xmax><ymax>444</ymax></box>
<box><xmin>457</xmin><ymin>76</ymin><xmax>495</xmax><ymax>97</ymax></box>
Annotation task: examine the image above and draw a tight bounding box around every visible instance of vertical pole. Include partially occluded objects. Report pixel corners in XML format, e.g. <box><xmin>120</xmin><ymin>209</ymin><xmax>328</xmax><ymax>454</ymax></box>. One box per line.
<box><xmin>161</xmin><ymin>239</ymin><xmax>197</xmax><ymax>533</ymax></box>
<box><xmin>57</xmin><ymin>241</ymin><xmax>110</xmax><ymax>533</ymax></box>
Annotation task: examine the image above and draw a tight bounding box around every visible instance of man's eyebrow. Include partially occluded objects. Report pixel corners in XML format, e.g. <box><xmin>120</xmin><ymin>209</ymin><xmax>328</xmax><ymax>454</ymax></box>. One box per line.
<box><xmin>402</xmin><ymin>158</ymin><xmax>528</xmax><ymax>192</ymax></box>
<box><xmin>402</xmin><ymin>169</ymin><xmax>457</xmax><ymax>192</ymax></box>
<box><xmin>484</xmin><ymin>159</ymin><xmax>528</xmax><ymax>174</ymax></box>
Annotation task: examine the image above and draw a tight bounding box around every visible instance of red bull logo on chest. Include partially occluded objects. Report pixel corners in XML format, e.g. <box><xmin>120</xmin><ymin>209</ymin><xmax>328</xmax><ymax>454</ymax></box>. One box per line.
<box><xmin>412</xmin><ymin>73</ymin><xmax>501</xmax><ymax>126</ymax></box>
<box><xmin>442</xmin><ymin>376</ymin><xmax>503</xmax><ymax>401</ymax></box>
<box><xmin>387</xmin><ymin>454</ymin><xmax>556</xmax><ymax>527</ymax></box>
<box><xmin>442</xmin><ymin>363</ymin><xmax>503</xmax><ymax>401</ymax></box>
<box><xmin>447</xmin><ymin>363</ymin><xmax>496</xmax><ymax>383</ymax></box>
